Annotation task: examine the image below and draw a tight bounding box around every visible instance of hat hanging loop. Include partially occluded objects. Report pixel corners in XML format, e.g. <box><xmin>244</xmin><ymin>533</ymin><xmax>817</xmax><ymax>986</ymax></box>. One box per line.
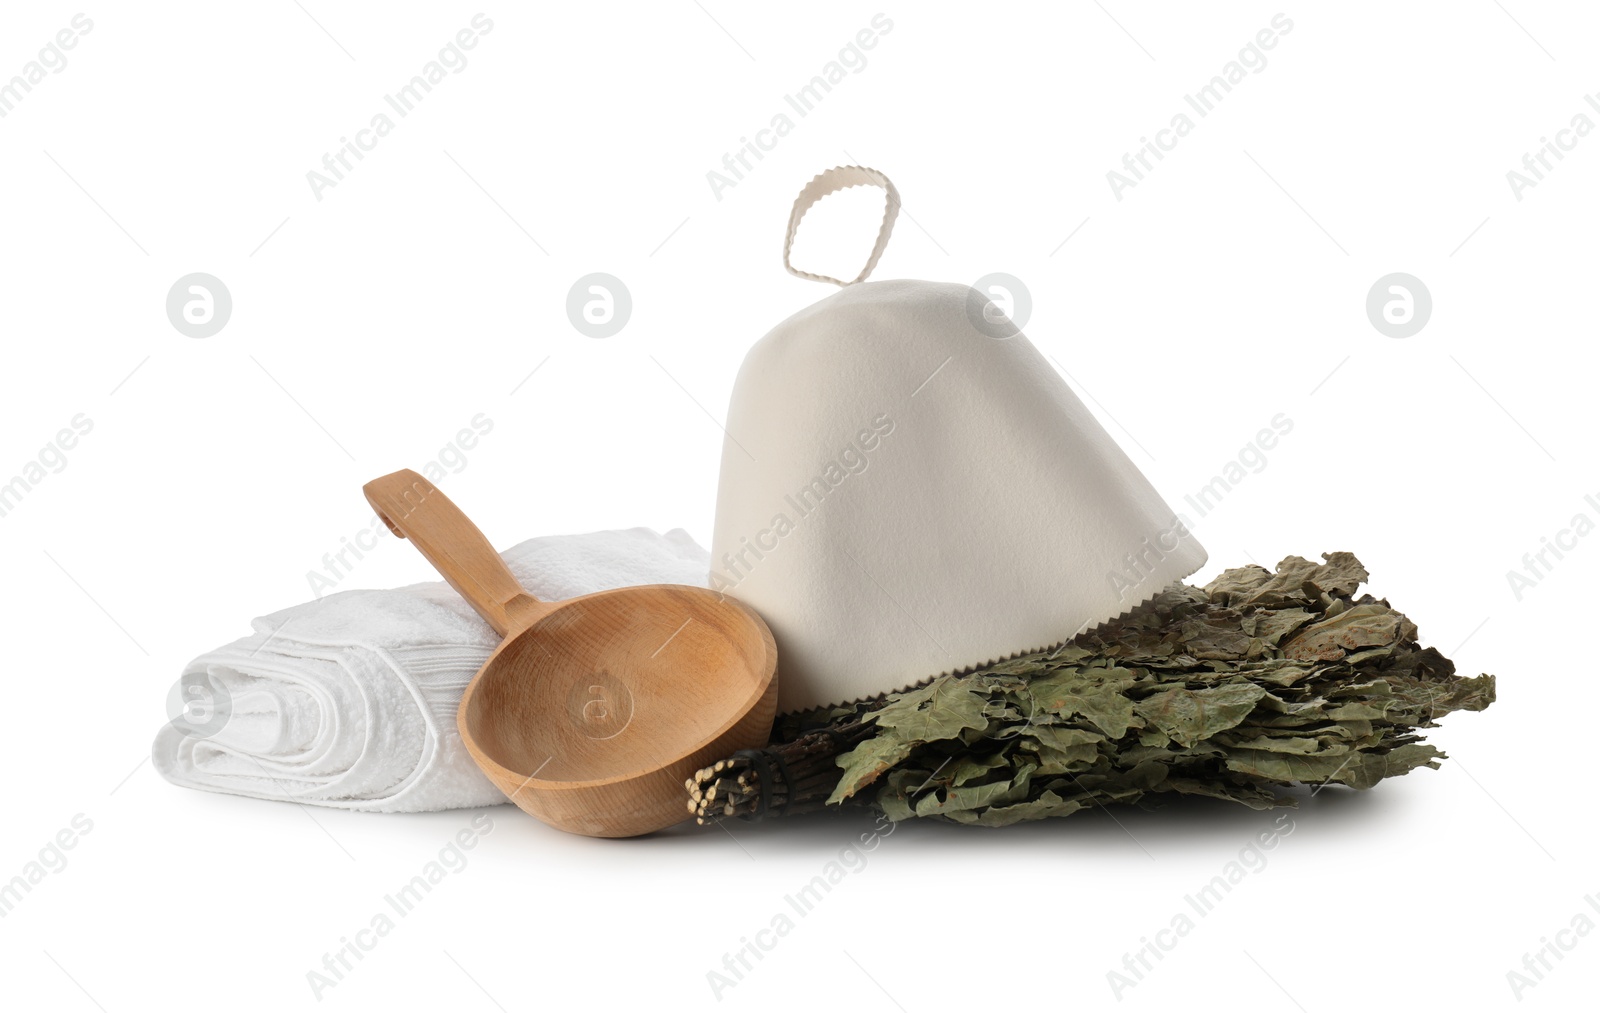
<box><xmin>782</xmin><ymin>165</ymin><xmax>900</xmax><ymax>287</ymax></box>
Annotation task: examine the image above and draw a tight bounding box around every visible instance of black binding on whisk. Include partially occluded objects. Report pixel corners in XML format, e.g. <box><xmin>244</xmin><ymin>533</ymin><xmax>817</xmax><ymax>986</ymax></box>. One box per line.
<box><xmin>732</xmin><ymin>749</ymin><xmax>774</xmax><ymax>821</ymax></box>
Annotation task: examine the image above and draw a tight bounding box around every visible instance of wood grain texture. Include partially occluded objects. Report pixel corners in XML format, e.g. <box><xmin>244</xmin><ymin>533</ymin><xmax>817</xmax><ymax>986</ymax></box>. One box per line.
<box><xmin>364</xmin><ymin>470</ymin><xmax>779</xmax><ymax>838</ymax></box>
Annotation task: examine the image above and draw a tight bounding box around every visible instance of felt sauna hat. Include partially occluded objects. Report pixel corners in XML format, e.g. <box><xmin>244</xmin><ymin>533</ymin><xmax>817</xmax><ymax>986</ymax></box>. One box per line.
<box><xmin>711</xmin><ymin>166</ymin><xmax>1206</xmax><ymax>714</ymax></box>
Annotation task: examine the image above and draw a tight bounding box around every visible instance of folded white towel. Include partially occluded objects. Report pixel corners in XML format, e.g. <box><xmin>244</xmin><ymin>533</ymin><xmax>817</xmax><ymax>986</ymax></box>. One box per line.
<box><xmin>153</xmin><ymin>528</ymin><xmax>713</xmax><ymax>812</ymax></box>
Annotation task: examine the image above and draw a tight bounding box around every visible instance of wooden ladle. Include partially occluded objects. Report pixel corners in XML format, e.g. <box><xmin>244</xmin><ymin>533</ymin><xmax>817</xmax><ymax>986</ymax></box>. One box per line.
<box><xmin>363</xmin><ymin>470</ymin><xmax>778</xmax><ymax>838</ymax></box>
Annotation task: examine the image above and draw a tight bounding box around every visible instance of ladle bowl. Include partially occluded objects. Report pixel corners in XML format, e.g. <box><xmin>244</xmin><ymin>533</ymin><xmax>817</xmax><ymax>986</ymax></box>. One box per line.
<box><xmin>364</xmin><ymin>470</ymin><xmax>778</xmax><ymax>838</ymax></box>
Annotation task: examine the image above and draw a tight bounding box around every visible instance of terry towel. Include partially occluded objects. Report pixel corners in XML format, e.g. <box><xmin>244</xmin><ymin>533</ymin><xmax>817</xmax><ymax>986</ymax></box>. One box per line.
<box><xmin>153</xmin><ymin>528</ymin><xmax>712</xmax><ymax>812</ymax></box>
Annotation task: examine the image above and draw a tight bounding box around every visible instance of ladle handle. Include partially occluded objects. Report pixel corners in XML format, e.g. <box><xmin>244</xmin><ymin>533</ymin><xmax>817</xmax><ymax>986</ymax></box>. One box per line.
<box><xmin>363</xmin><ymin>469</ymin><xmax>544</xmax><ymax>638</ymax></box>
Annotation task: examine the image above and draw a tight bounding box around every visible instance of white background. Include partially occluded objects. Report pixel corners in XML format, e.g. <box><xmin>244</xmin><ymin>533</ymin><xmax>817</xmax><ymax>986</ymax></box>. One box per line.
<box><xmin>1</xmin><ymin>2</ymin><xmax>1595</xmax><ymax>1009</ymax></box>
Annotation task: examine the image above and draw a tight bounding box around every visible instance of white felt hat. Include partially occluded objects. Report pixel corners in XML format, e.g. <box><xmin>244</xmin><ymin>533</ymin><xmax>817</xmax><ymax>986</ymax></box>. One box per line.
<box><xmin>712</xmin><ymin>167</ymin><xmax>1205</xmax><ymax>714</ymax></box>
